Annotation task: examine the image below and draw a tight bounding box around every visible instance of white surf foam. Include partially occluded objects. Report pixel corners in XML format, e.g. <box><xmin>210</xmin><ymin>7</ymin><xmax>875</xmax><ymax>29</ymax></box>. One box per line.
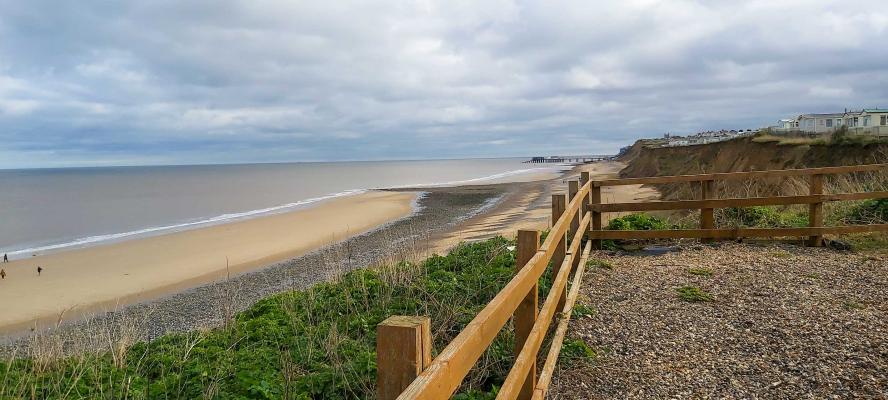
<box><xmin>6</xmin><ymin>189</ymin><xmax>368</xmax><ymax>258</ymax></box>
<box><xmin>394</xmin><ymin>165</ymin><xmax>566</xmax><ymax>189</ymax></box>
<box><xmin>4</xmin><ymin>165</ymin><xmax>566</xmax><ymax>259</ymax></box>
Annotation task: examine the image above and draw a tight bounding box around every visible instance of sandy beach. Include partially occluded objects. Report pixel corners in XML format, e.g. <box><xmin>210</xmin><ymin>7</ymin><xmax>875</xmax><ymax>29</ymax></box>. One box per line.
<box><xmin>0</xmin><ymin>160</ymin><xmax>656</xmax><ymax>344</ymax></box>
<box><xmin>0</xmin><ymin>190</ymin><xmax>416</xmax><ymax>333</ymax></box>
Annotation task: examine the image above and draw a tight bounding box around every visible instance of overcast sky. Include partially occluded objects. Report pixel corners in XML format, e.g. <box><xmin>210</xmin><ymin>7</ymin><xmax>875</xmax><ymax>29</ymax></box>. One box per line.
<box><xmin>1</xmin><ymin>0</ymin><xmax>887</xmax><ymax>168</ymax></box>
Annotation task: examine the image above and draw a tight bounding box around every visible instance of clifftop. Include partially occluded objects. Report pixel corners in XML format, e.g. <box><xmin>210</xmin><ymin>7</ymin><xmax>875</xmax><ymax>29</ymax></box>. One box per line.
<box><xmin>618</xmin><ymin>136</ymin><xmax>888</xmax><ymax>179</ymax></box>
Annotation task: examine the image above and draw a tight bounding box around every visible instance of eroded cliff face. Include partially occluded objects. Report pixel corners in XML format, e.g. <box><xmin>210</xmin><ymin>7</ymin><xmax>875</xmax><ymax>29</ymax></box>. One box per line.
<box><xmin>617</xmin><ymin>137</ymin><xmax>888</xmax><ymax>200</ymax></box>
<box><xmin>620</xmin><ymin>137</ymin><xmax>887</xmax><ymax>178</ymax></box>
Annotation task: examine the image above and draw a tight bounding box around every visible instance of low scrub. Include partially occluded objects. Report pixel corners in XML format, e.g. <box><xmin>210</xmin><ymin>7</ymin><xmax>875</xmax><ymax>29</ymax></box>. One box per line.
<box><xmin>717</xmin><ymin>206</ymin><xmax>808</xmax><ymax>228</ymax></box>
<box><xmin>586</xmin><ymin>258</ymin><xmax>613</xmax><ymax>270</ymax></box>
<box><xmin>603</xmin><ymin>213</ymin><xmax>670</xmax><ymax>250</ymax></box>
<box><xmin>572</xmin><ymin>303</ymin><xmax>595</xmax><ymax>318</ymax></box>
<box><xmin>607</xmin><ymin>213</ymin><xmax>669</xmax><ymax>231</ymax></box>
<box><xmin>676</xmin><ymin>285</ymin><xmax>713</xmax><ymax>302</ymax></box>
<box><xmin>829</xmin><ymin>127</ymin><xmax>888</xmax><ymax>146</ymax></box>
<box><xmin>558</xmin><ymin>339</ymin><xmax>597</xmax><ymax>366</ymax></box>
<box><xmin>842</xmin><ymin>199</ymin><xmax>888</xmax><ymax>224</ymax></box>
<box><xmin>0</xmin><ymin>237</ymin><xmax>527</xmax><ymax>399</ymax></box>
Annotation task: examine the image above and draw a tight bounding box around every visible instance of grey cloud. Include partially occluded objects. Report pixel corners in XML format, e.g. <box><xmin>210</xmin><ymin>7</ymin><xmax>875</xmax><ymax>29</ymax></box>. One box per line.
<box><xmin>0</xmin><ymin>0</ymin><xmax>887</xmax><ymax>168</ymax></box>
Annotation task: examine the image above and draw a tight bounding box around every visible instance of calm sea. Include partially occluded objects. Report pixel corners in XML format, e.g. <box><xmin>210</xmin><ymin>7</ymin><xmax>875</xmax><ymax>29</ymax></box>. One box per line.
<box><xmin>0</xmin><ymin>158</ymin><xmax>566</xmax><ymax>258</ymax></box>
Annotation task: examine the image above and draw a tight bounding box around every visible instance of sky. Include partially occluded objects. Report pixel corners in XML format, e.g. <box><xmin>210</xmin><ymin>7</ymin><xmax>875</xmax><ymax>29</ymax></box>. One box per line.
<box><xmin>1</xmin><ymin>0</ymin><xmax>887</xmax><ymax>168</ymax></box>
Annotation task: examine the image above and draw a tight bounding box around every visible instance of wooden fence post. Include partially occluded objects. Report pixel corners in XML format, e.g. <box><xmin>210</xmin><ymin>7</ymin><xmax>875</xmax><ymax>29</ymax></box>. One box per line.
<box><xmin>568</xmin><ymin>180</ymin><xmax>580</xmax><ymax>239</ymax></box>
<box><xmin>580</xmin><ymin>172</ymin><xmax>591</xmax><ymax>230</ymax></box>
<box><xmin>700</xmin><ymin>180</ymin><xmax>715</xmax><ymax>243</ymax></box>
<box><xmin>580</xmin><ymin>172</ymin><xmax>591</xmax><ymax>244</ymax></box>
<box><xmin>808</xmin><ymin>174</ymin><xmax>824</xmax><ymax>247</ymax></box>
<box><xmin>377</xmin><ymin>316</ymin><xmax>432</xmax><ymax>400</ymax></box>
<box><xmin>591</xmin><ymin>182</ymin><xmax>602</xmax><ymax>249</ymax></box>
<box><xmin>551</xmin><ymin>195</ymin><xmax>567</xmax><ymax>311</ymax></box>
<box><xmin>515</xmin><ymin>230</ymin><xmax>540</xmax><ymax>400</ymax></box>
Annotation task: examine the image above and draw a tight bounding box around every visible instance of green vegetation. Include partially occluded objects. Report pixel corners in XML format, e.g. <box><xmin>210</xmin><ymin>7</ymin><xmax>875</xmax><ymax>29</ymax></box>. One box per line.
<box><xmin>606</xmin><ymin>213</ymin><xmax>669</xmax><ymax>231</ymax></box>
<box><xmin>843</xmin><ymin>199</ymin><xmax>888</xmax><ymax>224</ymax></box>
<box><xmin>771</xmin><ymin>251</ymin><xmax>792</xmax><ymax>258</ymax></box>
<box><xmin>751</xmin><ymin>128</ymin><xmax>887</xmax><ymax>147</ymax></box>
<box><xmin>572</xmin><ymin>303</ymin><xmax>595</xmax><ymax>318</ymax></box>
<box><xmin>842</xmin><ymin>232</ymin><xmax>888</xmax><ymax>253</ymax></box>
<box><xmin>603</xmin><ymin>213</ymin><xmax>670</xmax><ymax>250</ymax></box>
<box><xmin>0</xmin><ymin>237</ymin><xmax>529</xmax><ymax>399</ymax></box>
<box><xmin>586</xmin><ymin>258</ymin><xmax>613</xmax><ymax>270</ymax></box>
<box><xmin>676</xmin><ymin>286</ymin><xmax>713</xmax><ymax>302</ymax></box>
<box><xmin>600</xmin><ymin>204</ymin><xmax>883</xmax><ymax>252</ymax></box>
<box><xmin>687</xmin><ymin>267</ymin><xmax>712</xmax><ymax>277</ymax></box>
<box><xmin>829</xmin><ymin>126</ymin><xmax>888</xmax><ymax>146</ymax></box>
<box><xmin>751</xmin><ymin>133</ymin><xmax>824</xmax><ymax>146</ymax></box>
<box><xmin>557</xmin><ymin>339</ymin><xmax>597</xmax><ymax>366</ymax></box>
<box><xmin>718</xmin><ymin>206</ymin><xmax>808</xmax><ymax>228</ymax></box>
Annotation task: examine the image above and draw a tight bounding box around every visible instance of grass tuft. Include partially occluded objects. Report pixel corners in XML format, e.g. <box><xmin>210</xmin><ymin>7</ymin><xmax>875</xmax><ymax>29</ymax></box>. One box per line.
<box><xmin>586</xmin><ymin>259</ymin><xmax>613</xmax><ymax>270</ymax></box>
<box><xmin>558</xmin><ymin>339</ymin><xmax>597</xmax><ymax>366</ymax></box>
<box><xmin>571</xmin><ymin>303</ymin><xmax>595</xmax><ymax>318</ymax></box>
<box><xmin>676</xmin><ymin>285</ymin><xmax>713</xmax><ymax>302</ymax></box>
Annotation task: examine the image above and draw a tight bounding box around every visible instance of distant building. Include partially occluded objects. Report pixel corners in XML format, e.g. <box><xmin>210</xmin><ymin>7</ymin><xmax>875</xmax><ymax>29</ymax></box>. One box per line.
<box><xmin>776</xmin><ymin>119</ymin><xmax>797</xmax><ymax>130</ymax></box>
<box><xmin>856</xmin><ymin>109</ymin><xmax>888</xmax><ymax>131</ymax></box>
<box><xmin>796</xmin><ymin>113</ymin><xmax>845</xmax><ymax>133</ymax></box>
<box><xmin>662</xmin><ymin>129</ymin><xmax>752</xmax><ymax>147</ymax></box>
<box><xmin>774</xmin><ymin>108</ymin><xmax>888</xmax><ymax>135</ymax></box>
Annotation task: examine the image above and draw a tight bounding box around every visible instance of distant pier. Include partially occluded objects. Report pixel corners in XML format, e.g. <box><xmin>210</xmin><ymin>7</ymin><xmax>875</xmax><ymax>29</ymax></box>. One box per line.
<box><xmin>524</xmin><ymin>155</ymin><xmax>614</xmax><ymax>163</ymax></box>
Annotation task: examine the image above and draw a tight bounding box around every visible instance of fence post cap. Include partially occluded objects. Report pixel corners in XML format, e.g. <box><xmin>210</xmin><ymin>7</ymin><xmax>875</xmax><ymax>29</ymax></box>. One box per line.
<box><xmin>378</xmin><ymin>315</ymin><xmax>428</xmax><ymax>328</ymax></box>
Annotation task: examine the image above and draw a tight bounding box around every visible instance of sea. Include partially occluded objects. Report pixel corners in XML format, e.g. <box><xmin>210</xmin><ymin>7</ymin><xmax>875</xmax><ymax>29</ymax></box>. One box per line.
<box><xmin>0</xmin><ymin>158</ymin><xmax>567</xmax><ymax>259</ymax></box>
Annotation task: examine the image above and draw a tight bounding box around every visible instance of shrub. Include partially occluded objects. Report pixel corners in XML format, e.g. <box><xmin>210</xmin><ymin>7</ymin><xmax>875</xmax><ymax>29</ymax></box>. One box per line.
<box><xmin>843</xmin><ymin>199</ymin><xmax>888</xmax><ymax>224</ymax></box>
<box><xmin>606</xmin><ymin>213</ymin><xmax>669</xmax><ymax>231</ymax></box>
<box><xmin>719</xmin><ymin>206</ymin><xmax>807</xmax><ymax>228</ymax></box>
<box><xmin>602</xmin><ymin>213</ymin><xmax>669</xmax><ymax>250</ymax></box>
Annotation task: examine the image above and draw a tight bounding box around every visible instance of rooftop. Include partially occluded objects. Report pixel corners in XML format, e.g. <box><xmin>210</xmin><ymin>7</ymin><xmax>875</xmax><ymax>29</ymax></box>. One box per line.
<box><xmin>798</xmin><ymin>113</ymin><xmax>845</xmax><ymax>118</ymax></box>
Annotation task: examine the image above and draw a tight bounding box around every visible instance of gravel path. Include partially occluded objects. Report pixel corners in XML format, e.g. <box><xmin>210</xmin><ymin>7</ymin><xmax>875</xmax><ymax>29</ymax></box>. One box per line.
<box><xmin>550</xmin><ymin>242</ymin><xmax>887</xmax><ymax>399</ymax></box>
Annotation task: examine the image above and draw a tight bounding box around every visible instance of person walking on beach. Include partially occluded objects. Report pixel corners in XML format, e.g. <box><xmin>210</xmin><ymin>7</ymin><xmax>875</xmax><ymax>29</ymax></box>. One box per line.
<box><xmin>2</xmin><ymin>253</ymin><xmax>7</xmax><ymax>263</ymax></box>
<box><xmin>0</xmin><ymin>269</ymin><xmax>5</xmax><ymax>279</ymax></box>
<box><xmin>37</xmin><ymin>266</ymin><xmax>42</xmax><ymax>276</ymax></box>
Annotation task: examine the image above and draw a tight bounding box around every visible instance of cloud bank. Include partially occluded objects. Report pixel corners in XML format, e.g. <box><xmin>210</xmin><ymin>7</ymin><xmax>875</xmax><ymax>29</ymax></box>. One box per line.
<box><xmin>1</xmin><ymin>0</ymin><xmax>887</xmax><ymax>168</ymax></box>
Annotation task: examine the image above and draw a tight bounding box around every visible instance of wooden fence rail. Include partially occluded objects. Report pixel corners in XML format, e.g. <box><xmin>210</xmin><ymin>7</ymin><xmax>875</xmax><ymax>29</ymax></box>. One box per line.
<box><xmin>376</xmin><ymin>163</ymin><xmax>888</xmax><ymax>400</ymax></box>
<box><xmin>590</xmin><ymin>163</ymin><xmax>888</xmax><ymax>247</ymax></box>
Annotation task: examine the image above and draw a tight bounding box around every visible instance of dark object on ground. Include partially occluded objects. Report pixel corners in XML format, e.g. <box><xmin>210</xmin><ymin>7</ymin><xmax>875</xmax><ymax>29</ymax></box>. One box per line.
<box><xmin>825</xmin><ymin>239</ymin><xmax>853</xmax><ymax>251</ymax></box>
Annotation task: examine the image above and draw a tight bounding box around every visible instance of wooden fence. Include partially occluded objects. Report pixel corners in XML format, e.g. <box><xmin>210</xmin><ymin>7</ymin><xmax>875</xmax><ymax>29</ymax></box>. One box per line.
<box><xmin>587</xmin><ymin>163</ymin><xmax>888</xmax><ymax>246</ymax></box>
<box><xmin>376</xmin><ymin>164</ymin><xmax>888</xmax><ymax>400</ymax></box>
